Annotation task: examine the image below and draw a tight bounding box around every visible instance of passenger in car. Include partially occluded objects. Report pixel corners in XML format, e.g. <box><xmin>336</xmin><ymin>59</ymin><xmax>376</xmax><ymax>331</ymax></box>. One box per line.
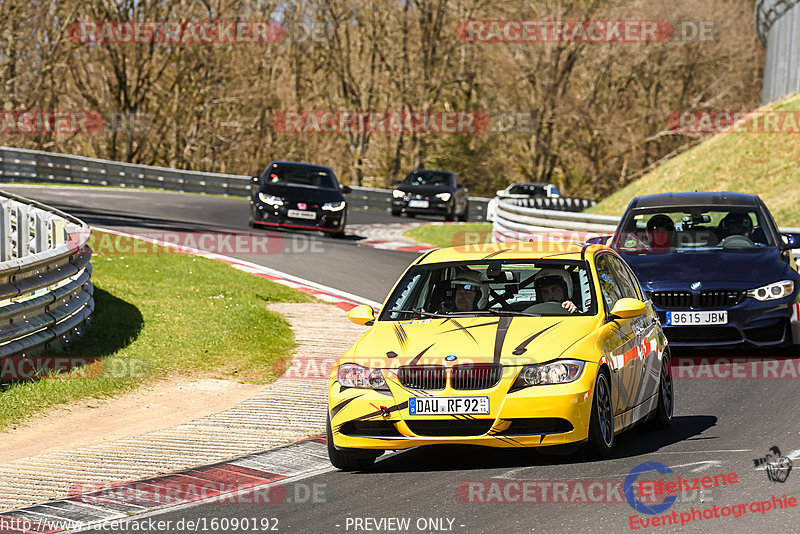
<box><xmin>442</xmin><ymin>271</ymin><xmax>489</xmax><ymax>313</ymax></box>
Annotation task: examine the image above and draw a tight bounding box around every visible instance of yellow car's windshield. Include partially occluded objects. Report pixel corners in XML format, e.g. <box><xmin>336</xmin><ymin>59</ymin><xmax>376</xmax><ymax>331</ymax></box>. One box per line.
<box><xmin>380</xmin><ymin>260</ymin><xmax>596</xmax><ymax>321</ymax></box>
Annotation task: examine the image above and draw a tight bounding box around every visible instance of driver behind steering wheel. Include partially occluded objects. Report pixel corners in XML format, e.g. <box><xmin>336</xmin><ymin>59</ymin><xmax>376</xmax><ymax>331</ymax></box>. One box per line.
<box><xmin>533</xmin><ymin>268</ymin><xmax>578</xmax><ymax>313</ymax></box>
<box><xmin>718</xmin><ymin>212</ymin><xmax>753</xmax><ymax>240</ymax></box>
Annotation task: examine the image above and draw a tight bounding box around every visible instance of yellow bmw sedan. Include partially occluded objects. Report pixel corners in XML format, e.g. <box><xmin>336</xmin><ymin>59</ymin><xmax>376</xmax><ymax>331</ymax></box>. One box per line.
<box><xmin>327</xmin><ymin>241</ymin><xmax>673</xmax><ymax>470</ymax></box>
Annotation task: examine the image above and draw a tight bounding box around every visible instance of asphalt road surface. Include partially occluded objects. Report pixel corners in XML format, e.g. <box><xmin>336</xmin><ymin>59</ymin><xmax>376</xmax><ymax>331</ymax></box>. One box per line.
<box><xmin>7</xmin><ymin>185</ymin><xmax>798</xmax><ymax>534</ymax></box>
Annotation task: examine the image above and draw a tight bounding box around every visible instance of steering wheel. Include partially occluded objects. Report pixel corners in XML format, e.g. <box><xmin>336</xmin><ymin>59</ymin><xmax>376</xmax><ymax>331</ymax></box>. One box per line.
<box><xmin>719</xmin><ymin>234</ymin><xmax>756</xmax><ymax>248</ymax></box>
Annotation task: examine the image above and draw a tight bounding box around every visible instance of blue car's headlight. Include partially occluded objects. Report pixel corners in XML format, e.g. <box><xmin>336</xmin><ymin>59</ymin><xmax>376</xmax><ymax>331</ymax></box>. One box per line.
<box><xmin>513</xmin><ymin>360</ymin><xmax>585</xmax><ymax>387</ymax></box>
<box><xmin>322</xmin><ymin>201</ymin><xmax>346</xmax><ymax>211</ymax></box>
<box><xmin>338</xmin><ymin>363</ymin><xmax>386</xmax><ymax>389</ymax></box>
<box><xmin>746</xmin><ymin>280</ymin><xmax>794</xmax><ymax>301</ymax></box>
<box><xmin>258</xmin><ymin>192</ymin><xmax>284</xmax><ymax>206</ymax></box>
<box><xmin>392</xmin><ymin>190</ymin><xmax>406</xmax><ymax>199</ymax></box>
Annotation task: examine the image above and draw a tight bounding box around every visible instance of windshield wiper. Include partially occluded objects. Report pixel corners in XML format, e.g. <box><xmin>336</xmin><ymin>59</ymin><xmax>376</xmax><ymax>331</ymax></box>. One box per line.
<box><xmin>386</xmin><ymin>308</ymin><xmax>450</xmax><ymax>318</ymax></box>
<box><xmin>472</xmin><ymin>309</ymin><xmax>542</xmax><ymax>318</ymax></box>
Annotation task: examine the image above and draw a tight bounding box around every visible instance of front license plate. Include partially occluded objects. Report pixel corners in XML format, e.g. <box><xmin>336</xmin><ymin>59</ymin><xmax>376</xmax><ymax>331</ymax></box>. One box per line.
<box><xmin>287</xmin><ymin>209</ymin><xmax>316</xmax><ymax>220</ymax></box>
<box><xmin>666</xmin><ymin>311</ymin><xmax>728</xmax><ymax>325</ymax></box>
<box><xmin>408</xmin><ymin>200</ymin><xmax>429</xmax><ymax>208</ymax></box>
<box><xmin>408</xmin><ymin>396</ymin><xmax>489</xmax><ymax>415</ymax></box>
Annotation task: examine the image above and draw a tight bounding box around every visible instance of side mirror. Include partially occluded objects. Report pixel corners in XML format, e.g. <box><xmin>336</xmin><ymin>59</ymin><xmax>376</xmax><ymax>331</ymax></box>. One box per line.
<box><xmin>341</xmin><ymin>185</ymin><xmax>352</xmax><ymax>194</ymax></box>
<box><xmin>781</xmin><ymin>232</ymin><xmax>800</xmax><ymax>250</ymax></box>
<box><xmin>587</xmin><ymin>236</ymin><xmax>611</xmax><ymax>245</ymax></box>
<box><xmin>347</xmin><ymin>304</ymin><xmax>376</xmax><ymax>326</ymax></box>
<box><xmin>609</xmin><ymin>298</ymin><xmax>646</xmax><ymax>320</ymax></box>
<box><xmin>496</xmin><ymin>190</ymin><xmax>505</xmax><ymax>196</ymax></box>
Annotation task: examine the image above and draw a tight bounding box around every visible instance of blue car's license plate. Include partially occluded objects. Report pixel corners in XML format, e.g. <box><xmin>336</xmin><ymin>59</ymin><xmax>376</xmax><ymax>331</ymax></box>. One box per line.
<box><xmin>666</xmin><ymin>311</ymin><xmax>728</xmax><ymax>325</ymax></box>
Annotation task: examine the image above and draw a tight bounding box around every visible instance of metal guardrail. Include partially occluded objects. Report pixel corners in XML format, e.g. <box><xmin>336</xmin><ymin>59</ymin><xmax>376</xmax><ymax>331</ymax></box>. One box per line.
<box><xmin>755</xmin><ymin>0</ymin><xmax>800</xmax><ymax>103</ymax></box>
<box><xmin>0</xmin><ymin>146</ymin><xmax>493</xmax><ymax>221</ymax></box>
<box><xmin>0</xmin><ymin>189</ymin><xmax>93</xmax><ymax>363</ymax></box>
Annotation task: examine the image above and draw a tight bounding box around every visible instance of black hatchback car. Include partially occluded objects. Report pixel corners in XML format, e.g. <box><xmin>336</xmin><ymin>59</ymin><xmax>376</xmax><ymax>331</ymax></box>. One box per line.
<box><xmin>391</xmin><ymin>169</ymin><xmax>468</xmax><ymax>221</ymax></box>
<box><xmin>609</xmin><ymin>192</ymin><xmax>800</xmax><ymax>349</ymax></box>
<box><xmin>249</xmin><ymin>161</ymin><xmax>350</xmax><ymax>238</ymax></box>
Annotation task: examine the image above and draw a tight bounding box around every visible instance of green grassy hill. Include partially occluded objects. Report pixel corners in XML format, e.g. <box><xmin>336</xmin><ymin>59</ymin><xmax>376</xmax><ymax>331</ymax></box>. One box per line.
<box><xmin>588</xmin><ymin>93</ymin><xmax>800</xmax><ymax>227</ymax></box>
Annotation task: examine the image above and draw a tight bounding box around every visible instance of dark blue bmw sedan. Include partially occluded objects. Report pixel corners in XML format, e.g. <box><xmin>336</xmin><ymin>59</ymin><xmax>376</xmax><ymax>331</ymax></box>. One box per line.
<box><xmin>610</xmin><ymin>192</ymin><xmax>800</xmax><ymax>349</ymax></box>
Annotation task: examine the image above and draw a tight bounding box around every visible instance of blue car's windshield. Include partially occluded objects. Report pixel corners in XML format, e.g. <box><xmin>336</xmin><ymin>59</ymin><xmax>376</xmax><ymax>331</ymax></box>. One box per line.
<box><xmin>616</xmin><ymin>207</ymin><xmax>775</xmax><ymax>254</ymax></box>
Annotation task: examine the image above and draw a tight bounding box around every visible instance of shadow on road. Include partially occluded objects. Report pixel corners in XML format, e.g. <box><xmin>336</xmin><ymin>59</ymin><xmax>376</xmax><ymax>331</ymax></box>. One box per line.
<box><xmin>363</xmin><ymin>415</ymin><xmax>718</xmax><ymax>474</ymax></box>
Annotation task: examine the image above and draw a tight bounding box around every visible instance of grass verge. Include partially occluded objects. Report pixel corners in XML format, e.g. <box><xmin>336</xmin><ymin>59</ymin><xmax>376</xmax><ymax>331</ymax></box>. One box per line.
<box><xmin>0</xmin><ymin>231</ymin><xmax>313</xmax><ymax>430</ymax></box>
<box><xmin>404</xmin><ymin>223</ymin><xmax>493</xmax><ymax>248</ymax></box>
<box><xmin>588</xmin><ymin>92</ymin><xmax>800</xmax><ymax>226</ymax></box>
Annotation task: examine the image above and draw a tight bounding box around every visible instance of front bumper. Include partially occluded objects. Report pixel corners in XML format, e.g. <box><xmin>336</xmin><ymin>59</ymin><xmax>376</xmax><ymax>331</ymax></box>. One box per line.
<box><xmin>391</xmin><ymin>198</ymin><xmax>451</xmax><ymax>215</ymax></box>
<box><xmin>656</xmin><ymin>298</ymin><xmax>796</xmax><ymax>347</ymax></box>
<box><xmin>251</xmin><ymin>201</ymin><xmax>345</xmax><ymax>232</ymax></box>
<box><xmin>329</xmin><ymin>363</ymin><xmax>597</xmax><ymax>450</ymax></box>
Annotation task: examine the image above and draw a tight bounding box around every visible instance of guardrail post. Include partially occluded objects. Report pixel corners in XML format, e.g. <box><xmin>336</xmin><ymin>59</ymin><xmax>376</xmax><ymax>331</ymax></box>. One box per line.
<box><xmin>16</xmin><ymin>204</ymin><xmax>30</xmax><ymax>258</ymax></box>
<box><xmin>50</xmin><ymin>217</ymin><xmax>66</xmax><ymax>247</ymax></box>
<box><xmin>34</xmin><ymin>211</ymin><xmax>48</xmax><ymax>253</ymax></box>
<box><xmin>0</xmin><ymin>201</ymin><xmax>10</xmax><ymax>261</ymax></box>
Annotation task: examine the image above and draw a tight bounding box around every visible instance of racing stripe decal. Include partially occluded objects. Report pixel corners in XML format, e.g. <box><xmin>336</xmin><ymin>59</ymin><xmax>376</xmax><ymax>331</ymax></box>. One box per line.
<box><xmin>408</xmin><ymin>343</ymin><xmax>435</xmax><ymax>366</ymax></box>
<box><xmin>511</xmin><ymin>322</ymin><xmax>561</xmax><ymax>355</ymax></box>
<box><xmin>444</xmin><ymin>318</ymin><xmax>477</xmax><ymax>344</ymax></box>
<box><xmin>441</xmin><ymin>319</ymin><xmax>500</xmax><ymax>333</ymax></box>
<box><xmin>393</xmin><ymin>323</ymin><xmax>409</xmax><ymax>353</ymax></box>
<box><xmin>493</xmin><ymin>316</ymin><xmax>513</xmax><ymax>364</ymax></box>
<box><xmin>330</xmin><ymin>395</ymin><xmax>363</xmax><ymax>418</ymax></box>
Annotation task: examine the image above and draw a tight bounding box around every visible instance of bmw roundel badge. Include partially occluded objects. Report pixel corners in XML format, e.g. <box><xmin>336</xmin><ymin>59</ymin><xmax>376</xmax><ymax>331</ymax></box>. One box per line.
<box><xmin>691</xmin><ymin>281</ymin><xmax>702</xmax><ymax>291</ymax></box>
<box><xmin>445</xmin><ymin>355</ymin><xmax>457</xmax><ymax>362</ymax></box>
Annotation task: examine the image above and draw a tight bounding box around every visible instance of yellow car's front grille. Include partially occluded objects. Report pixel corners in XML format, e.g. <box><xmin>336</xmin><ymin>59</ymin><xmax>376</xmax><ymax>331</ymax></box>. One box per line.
<box><xmin>397</xmin><ymin>365</ymin><xmax>446</xmax><ymax>389</ymax></box>
<box><xmin>397</xmin><ymin>364</ymin><xmax>503</xmax><ymax>391</ymax></box>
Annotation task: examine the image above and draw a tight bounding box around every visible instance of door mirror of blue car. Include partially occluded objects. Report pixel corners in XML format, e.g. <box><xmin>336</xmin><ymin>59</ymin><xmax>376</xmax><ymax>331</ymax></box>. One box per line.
<box><xmin>341</xmin><ymin>185</ymin><xmax>352</xmax><ymax>194</ymax></box>
<box><xmin>587</xmin><ymin>235</ymin><xmax>611</xmax><ymax>245</ymax></box>
<box><xmin>780</xmin><ymin>232</ymin><xmax>800</xmax><ymax>250</ymax></box>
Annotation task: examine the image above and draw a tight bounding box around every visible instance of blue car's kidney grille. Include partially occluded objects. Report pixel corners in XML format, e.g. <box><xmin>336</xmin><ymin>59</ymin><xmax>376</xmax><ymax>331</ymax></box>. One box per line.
<box><xmin>651</xmin><ymin>290</ymin><xmax>743</xmax><ymax>309</ymax></box>
<box><xmin>651</xmin><ymin>291</ymin><xmax>692</xmax><ymax>309</ymax></box>
<box><xmin>699</xmin><ymin>290</ymin><xmax>743</xmax><ymax>308</ymax></box>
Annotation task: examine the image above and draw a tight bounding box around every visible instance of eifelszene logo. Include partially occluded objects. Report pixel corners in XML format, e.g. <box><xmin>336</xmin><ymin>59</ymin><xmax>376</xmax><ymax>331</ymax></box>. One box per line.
<box><xmin>754</xmin><ymin>446</ymin><xmax>792</xmax><ymax>483</ymax></box>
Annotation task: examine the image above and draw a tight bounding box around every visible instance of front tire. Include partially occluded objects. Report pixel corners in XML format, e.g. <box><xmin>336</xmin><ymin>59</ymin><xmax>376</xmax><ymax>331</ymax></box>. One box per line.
<box><xmin>326</xmin><ymin>415</ymin><xmax>380</xmax><ymax>471</ymax></box>
<box><xmin>586</xmin><ymin>370</ymin><xmax>614</xmax><ymax>458</ymax></box>
<box><xmin>650</xmin><ymin>353</ymin><xmax>674</xmax><ymax>429</ymax></box>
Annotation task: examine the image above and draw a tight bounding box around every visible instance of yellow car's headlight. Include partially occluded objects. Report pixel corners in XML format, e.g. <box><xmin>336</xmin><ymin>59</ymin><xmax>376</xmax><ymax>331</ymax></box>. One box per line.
<box><xmin>338</xmin><ymin>363</ymin><xmax>387</xmax><ymax>390</ymax></box>
<box><xmin>513</xmin><ymin>360</ymin><xmax>585</xmax><ymax>388</ymax></box>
